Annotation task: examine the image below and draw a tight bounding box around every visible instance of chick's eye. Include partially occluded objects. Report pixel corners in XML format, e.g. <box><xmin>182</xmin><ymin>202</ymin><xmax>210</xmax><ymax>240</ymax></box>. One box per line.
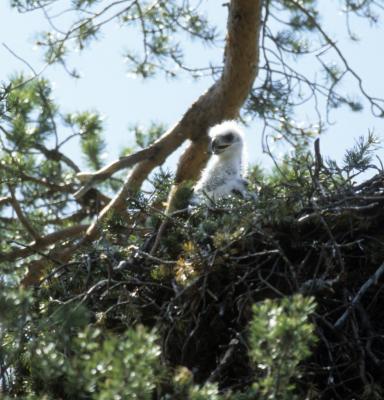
<box><xmin>225</xmin><ymin>132</ymin><xmax>234</xmax><ymax>142</ymax></box>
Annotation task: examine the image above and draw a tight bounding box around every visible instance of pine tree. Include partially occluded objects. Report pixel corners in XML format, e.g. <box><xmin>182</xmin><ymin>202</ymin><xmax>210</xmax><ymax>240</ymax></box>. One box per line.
<box><xmin>2</xmin><ymin>1</ymin><xmax>384</xmax><ymax>398</ymax></box>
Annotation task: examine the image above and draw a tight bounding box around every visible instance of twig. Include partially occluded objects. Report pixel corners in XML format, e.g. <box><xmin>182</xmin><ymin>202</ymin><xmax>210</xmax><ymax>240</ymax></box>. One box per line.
<box><xmin>2</xmin><ymin>43</ymin><xmax>38</xmax><ymax>76</ymax></box>
<box><xmin>298</xmin><ymin>202</ymin><xmax>380</xmax><ymax>224</ymax></box>
<box><xmin>288</xmin><ymin>0</ymin><xmax>384</xmax><ymax>116</ymax></box>
<box><xmin>207</xmin><ymin>338</ymin><xmax>240</xmax><ymax>383</ymax></box>
<box><xmin>314</xmin><ymin>138</ymin><xmax>322</xmax><ymax>176</ymax></box>
<box><xmin>334</xmin><ymin>262</ymin><xmax>384</xmax><ymax>329</ymax></box>
<box><xmin>313</xmin><ymin>138</ymin><xmax>327</xmax><ymax>197</ymax></box>
<box><xmin>39</xmin><ymin>261</ymin><xmax>82</xmax><ymax>284</ymax></box>
<box><xmin>34</xmin><ymin>143</ymin><xmax>80</xmax><ymax>172</ymax></box>
<box><xmin>2</xmin><ymin>43</ymin><xmax>49</xmax><ymax>90</ymax></box>
<box><xmin>230</xmin><ymin>249</ymin><xmax>279</xmax><ymax>260</ymax></box>
<box><xmin>137</xmin><ymin>250</ymin><xmax>177</xmax><ymax>265</ymax></box>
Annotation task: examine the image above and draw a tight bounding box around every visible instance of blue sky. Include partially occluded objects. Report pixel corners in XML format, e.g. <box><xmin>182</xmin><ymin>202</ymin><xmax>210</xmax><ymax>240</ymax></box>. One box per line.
<box><xmin>1</xmin><ymin>1</ymin><xmax>383</xmax><ymax>175</ymax></box>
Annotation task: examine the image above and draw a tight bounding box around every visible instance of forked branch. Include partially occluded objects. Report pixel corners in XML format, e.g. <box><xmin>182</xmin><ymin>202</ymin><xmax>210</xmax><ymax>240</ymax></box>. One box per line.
<box><xmin>82</xmin><ymin>0</ymin><xmax>263</xmax><ymax>241</ymax></box>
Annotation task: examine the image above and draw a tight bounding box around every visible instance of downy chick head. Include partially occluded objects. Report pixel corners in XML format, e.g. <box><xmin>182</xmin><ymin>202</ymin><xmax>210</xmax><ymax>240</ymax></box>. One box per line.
<box><xmin>209</xmin><ymin>120</ymin><xmax>244</xmax><ymax>159</ymax></box>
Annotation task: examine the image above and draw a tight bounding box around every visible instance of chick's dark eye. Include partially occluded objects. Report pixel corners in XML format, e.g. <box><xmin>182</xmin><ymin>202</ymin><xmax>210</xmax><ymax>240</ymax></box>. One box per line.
<box><xmin>224</xmin><ymin>132</ymin><xmax>234</xmax><ymax>142</ymax></box>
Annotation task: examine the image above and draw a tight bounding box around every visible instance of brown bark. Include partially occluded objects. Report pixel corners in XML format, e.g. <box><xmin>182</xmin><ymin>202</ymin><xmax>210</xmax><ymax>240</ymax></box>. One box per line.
<box><xmin>128</xmin><ymin>0</ymin><xmax>263</xmax><ymax>187</ymax></box>
<box><xmin>174</xmin><ymin>0</ymin><xmax>262</xmax><ymax>183</ymax></box>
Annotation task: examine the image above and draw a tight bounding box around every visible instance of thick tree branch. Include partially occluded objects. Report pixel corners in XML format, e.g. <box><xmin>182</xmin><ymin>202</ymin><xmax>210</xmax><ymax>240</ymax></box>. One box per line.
<box><xmin>16</xmin><ymin>0</ymin><xmax>263</xmax><ymax>279</ymax></box>
<box><xmin>83</xmin><ymin>0</ymin><xmax>263</xmax><ymax>241</ymax></box>
<box><xmin>133</xmin><ymin>0</ymin><xmax>263</xmax><ymax>188</ymax></box>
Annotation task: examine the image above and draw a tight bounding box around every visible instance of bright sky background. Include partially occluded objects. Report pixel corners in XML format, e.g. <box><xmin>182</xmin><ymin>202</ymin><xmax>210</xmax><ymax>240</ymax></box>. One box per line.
<box><xmin>1</xmin><ymin>1</ymin><xmax>384</xmax><ymax>176</ymax></box>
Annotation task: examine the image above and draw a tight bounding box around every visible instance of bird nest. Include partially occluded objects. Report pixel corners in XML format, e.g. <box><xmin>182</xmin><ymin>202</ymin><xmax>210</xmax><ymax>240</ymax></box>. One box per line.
<box><xmin>43</xmin><ymin>169</ymin><xmax>384</xmax><ymax>399</ymax></box>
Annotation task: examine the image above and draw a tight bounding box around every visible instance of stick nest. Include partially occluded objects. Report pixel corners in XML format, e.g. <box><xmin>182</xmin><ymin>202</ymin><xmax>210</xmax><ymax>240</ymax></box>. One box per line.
<box><xmin>44</xmin><ymin>171</ymin><xmax>384</xmax><ymax>399</ymax></box>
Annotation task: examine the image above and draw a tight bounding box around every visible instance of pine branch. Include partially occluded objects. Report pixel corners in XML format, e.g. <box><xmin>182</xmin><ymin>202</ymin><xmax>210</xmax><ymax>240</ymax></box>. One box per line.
<box><xmin>0</xmin><ymin>224</ymin><xmax>89</xmax><ymax>262</ymax></box>
<box><xmin>8</xmin><ymin>184</ymin><xmax>41</xmax><ymax>241</ymax></box>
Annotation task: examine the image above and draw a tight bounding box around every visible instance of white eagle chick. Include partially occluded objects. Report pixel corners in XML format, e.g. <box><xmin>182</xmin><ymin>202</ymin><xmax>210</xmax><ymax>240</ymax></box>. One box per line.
<box><xmin>192</xmin><ymin>121</ymin><xmax>250</xmax><ymax>204</ymax></box>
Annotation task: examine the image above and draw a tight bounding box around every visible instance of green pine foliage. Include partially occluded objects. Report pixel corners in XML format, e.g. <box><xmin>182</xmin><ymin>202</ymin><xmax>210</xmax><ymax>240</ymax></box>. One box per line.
<box><xmin>247</xmin><ymin>296</ymin><xmax>316</xmax><ymax>400</ymax></box>
<box><xmin>2</xmin><ymin>1</ymin><xmax>384</xmax><ymax>398</ymax></box>
<box><xmin>0</xmin><ymin>275</ymin><xmax>316</xmax><ymax>399</ymax></box>
<box><xmin>1</xmin><ymin>121</ymin><xmax>384</xmax><ymax>399</ymax></box>
<box><xmin>1</xmin><ymin>75</ymin><xmax>382</xmax><ymax>396</ymax></box>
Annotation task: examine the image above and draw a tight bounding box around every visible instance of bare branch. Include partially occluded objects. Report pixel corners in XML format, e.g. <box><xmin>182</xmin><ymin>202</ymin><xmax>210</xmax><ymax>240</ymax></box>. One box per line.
<box><xmin>0</xmin><ymin>224</ymin><xmax>89</xmax><ymax>262</ymax></box>
<box><xmin>2</xmin><ymin>43</ymin><xmax>38</xmax><ymax>76</ymax></box>
<box><xmin>2</xmin><ymin>162</ymin><xmax>73</xmax><ymax>193</ymax></box>
<box><xmin>34</xmin><ymin>143</ymin><xmax>80</xmax><ymax>172</ymax></box>
<box><xmin>0</xmin><ymin>196</ymin><xmax>11</xmax><ymax>206</ymax></box>
<box><xmin>334</xmin><ymin>262</ymin><xmax>384</xmax><ymax>330</ymax></box>
<box><xmin>8</xmin><ymin>184</ymin><xmax>41</xmax><ymax>241</ymax></box>
<box><xmin>73</xmin><ymin>146</ymin><xmax>158</xmax><ymax>198</ymax></box>
<box><xmin>2</xmin><ymin>43</ymin><xmax>49</xmax><ymax>91</ymax></box>
<box><xmin>288</xmin><ymin>0</ymin><xmax>384</xmax><ymax>117</ymax></box>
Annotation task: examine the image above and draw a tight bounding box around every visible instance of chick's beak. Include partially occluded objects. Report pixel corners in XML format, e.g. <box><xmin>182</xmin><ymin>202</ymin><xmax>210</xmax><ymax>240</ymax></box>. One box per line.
<box><xmin>211</xmin><ymin>138</ymin><xmax>230</xmax><ymax>155</ymax></box>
